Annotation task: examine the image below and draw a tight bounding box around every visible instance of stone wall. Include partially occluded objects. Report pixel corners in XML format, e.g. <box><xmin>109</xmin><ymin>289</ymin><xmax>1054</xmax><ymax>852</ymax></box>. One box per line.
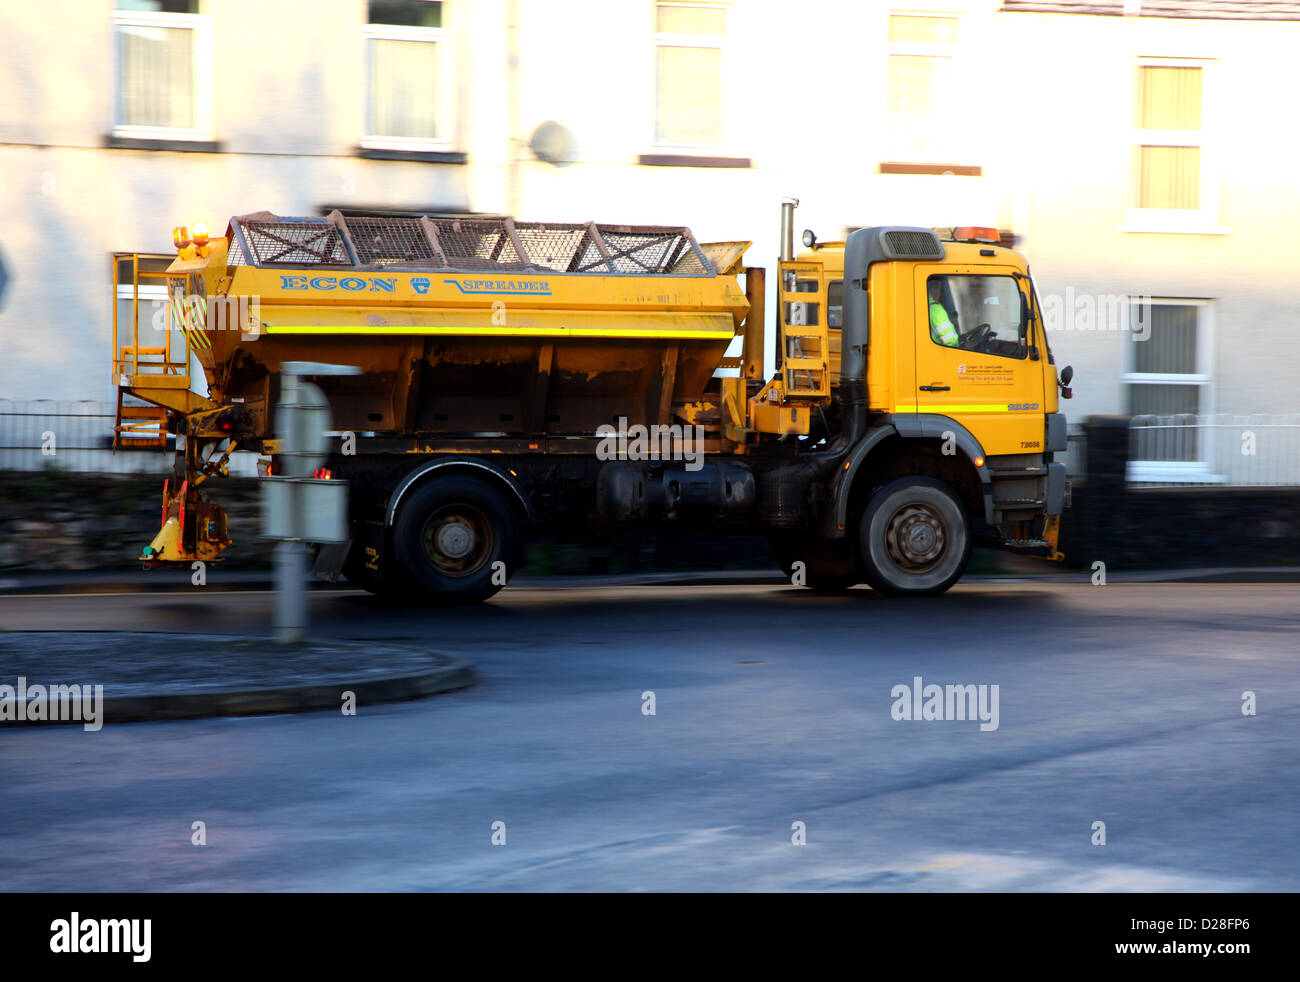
<box><xmin>0</xmin><ymin>471</ymin><xmax>264</xmax><ymax>571</ymax></box>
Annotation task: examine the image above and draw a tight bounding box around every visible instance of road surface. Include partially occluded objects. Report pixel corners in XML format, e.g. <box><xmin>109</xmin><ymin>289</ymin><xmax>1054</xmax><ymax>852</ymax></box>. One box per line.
<box><xmin>1</xmin><ymin>579</ymin><xmax>1297</xmax><ymax>891</ymax></box>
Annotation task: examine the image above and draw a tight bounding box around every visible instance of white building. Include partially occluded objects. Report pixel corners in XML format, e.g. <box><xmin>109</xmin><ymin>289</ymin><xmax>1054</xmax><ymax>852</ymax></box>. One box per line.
<box><xmin>1</xmin><ymin>0</ymin><xmax>1296</xmax><ymax>480</ymax></box>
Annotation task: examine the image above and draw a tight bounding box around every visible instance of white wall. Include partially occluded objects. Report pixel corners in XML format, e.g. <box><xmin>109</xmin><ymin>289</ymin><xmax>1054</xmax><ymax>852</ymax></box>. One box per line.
<box><xmin>0</xmin><ymin>0</ymin><xmax>1295</xmax><ymax>430</ymax></box>
<box><xmin>1003</xmin><ymin>8</ymin><xmax>1300</xmax><ymax>421</ymax></box>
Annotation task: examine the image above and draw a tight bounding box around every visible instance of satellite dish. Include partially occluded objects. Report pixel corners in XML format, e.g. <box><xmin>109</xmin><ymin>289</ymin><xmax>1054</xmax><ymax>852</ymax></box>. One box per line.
<box><xmin>529</xmin><ymin>121</ymin><xmax>577</xmax><ymax>166</ymax></box>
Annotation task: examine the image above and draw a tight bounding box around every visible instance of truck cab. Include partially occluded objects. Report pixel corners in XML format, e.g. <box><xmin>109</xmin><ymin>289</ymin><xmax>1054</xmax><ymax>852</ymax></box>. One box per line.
<box><xmin>765</xmin><ymin>220</ymin><xmax>1069</xmax><ymax>593</ymax></box>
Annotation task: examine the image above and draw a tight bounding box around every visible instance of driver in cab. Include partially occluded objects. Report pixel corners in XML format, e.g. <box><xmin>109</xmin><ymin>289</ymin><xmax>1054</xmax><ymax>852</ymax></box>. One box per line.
<box><xmin>927</xmin><ymin>278</ymin><xmax>960</xmax><ymax>347</ymax></box>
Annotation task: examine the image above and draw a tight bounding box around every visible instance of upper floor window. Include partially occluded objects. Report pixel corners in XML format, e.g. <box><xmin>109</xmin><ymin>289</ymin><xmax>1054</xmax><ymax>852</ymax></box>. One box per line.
<box><xmin>364</xmin><ymin>1</ymin><xmax>453</xmax><ymax>149</ymax></box>
<box><xmin>653</xmin><ymin>3</ymin><xmax>726</xmax><ymax>147</ymax></box>
<box><xmin>1136</xmin><ymin>65</ymin><xmax>1201</xmax><ymax>208</ymax></box>
<box><xmin>1124</xmin><ymin>60</ymin><xmax>1225</xmax><ymax>234</ymax></box>
<box><xmin>886</xmin><ymin>12</ymin><xmax>959</xmax><ymax>163</ymax></box>
<box><xmin>112</xmin><ymin>0</ymin><xmax>211</xmax><ymax>139</ymax></box>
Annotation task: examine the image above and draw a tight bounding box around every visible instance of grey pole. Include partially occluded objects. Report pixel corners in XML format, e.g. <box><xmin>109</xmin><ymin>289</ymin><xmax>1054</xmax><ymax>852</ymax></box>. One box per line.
<box><xmin>266</xmin><ymin>362</ymin><xmax>360</xmax><ymax>645</ymax></box>
<box><xmin>273</xmin><ymin>540</ymin><xmax>309</xmax><ymax>644</ymax></box>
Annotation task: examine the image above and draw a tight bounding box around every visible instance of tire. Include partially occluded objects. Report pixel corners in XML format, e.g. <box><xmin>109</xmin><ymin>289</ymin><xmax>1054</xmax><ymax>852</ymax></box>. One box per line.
<box><xmin>859</xmin><ymin>476</ymin><xmax>970</xmax><ymax>597</ymax></box>
<box><xmin>769</xmin><ymin>531</ymin><xmax>862</xmax><ymax>593</ymax></box>
<box><xmin>390</xmin><ymin>476</ymin><xmax>522</xmax><ymax>604</ymax></box>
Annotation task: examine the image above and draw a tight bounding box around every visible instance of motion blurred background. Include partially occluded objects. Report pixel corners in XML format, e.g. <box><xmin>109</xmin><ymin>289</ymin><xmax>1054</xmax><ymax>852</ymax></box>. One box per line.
<box><xmin>1</xmin><ymin>0</ymin><xmax>1298</xmax><ymax>570</ymax></box>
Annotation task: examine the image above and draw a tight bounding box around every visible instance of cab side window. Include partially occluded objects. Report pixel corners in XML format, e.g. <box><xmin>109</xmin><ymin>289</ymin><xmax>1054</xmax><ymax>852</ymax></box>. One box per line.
<box><xmin>827</xmin><ymin>280</ymin><xmax>843</xmax><ymax>328</ymax></box>
<box><xmin>926</xmin><ymin>274</ymin><xmax>1027</xmax><ymax>359</ymax></box>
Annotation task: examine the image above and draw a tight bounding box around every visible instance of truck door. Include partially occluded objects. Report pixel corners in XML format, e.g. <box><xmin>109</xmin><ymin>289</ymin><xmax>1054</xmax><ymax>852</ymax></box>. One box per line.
<box><xmin>911</xmin><ymin>265</ymin><xmax>1045</xmax><ymax>456</ymax></box>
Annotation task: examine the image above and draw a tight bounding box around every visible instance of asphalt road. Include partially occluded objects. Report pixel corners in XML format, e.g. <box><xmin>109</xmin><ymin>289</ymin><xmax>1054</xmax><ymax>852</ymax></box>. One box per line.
<box><xmin>1</xmin><ymin>579</ymin><xmax>1297</xmax><ymax>891</ymax></box>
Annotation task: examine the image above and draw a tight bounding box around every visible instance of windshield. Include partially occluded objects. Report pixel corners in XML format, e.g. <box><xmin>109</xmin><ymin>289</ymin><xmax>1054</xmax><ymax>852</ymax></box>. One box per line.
<box><xmin>926</xmin><ymin>273</ymin><xmax>1027</xmax><ymax>358</ymax></box>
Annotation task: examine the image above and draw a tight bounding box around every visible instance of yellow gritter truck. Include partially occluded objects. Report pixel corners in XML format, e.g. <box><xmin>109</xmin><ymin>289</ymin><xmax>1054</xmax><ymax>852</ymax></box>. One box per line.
<box><xmin>112</xmin><ymin>200</ymin><xmax>1072</xmax><ymax>602</ymax></box>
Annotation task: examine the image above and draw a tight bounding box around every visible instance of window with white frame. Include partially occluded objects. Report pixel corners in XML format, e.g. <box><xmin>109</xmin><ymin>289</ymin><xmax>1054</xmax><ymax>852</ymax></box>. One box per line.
<box><xmin>1126</xmin><ymin>60</ymin><xmax>1223</xmax><ymax>232</ymax></box>
<box><xmin>653</xmin><ymin>2</ymin><xmax>726</xmax><ymax>147</ymax></box>
<box><xmin>115</xmin><ymin>266</ymin><xmax>169</xmax><ymax>344</ymax></box>
<box><xmin>364</xmin><ymin>1</ymin><xmax>453</xmax><ymax>149</ymax></box>
<box><xmin>1125</xmin><ymin>299</ymin><xmax>1215</xmax><ymax>477</ymax></box>
<box><xmin>112</xmin><ymin>0</ymin><xmax>211</xmax><ymax>139</ymax></box>
<box><xmin>886</xmin><ymin>12</ymin><xmax>959</xmax><ymax>162</ymax></box>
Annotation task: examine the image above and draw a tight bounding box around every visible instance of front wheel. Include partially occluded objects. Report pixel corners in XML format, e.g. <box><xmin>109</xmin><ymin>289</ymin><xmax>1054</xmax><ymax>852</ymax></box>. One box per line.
<box><xmin>859</xmin><ymin>477</ymin><xmax>970</xmax><ymax>597</ymax></box>
<box><xmin>390</xmin><ymin>476</ymin><xmax>522</xmax><ymax>604</ymax></box>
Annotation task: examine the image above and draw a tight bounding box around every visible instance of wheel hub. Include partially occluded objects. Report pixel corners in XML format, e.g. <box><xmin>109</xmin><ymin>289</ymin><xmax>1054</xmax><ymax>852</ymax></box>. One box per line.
<box><xmin>435</xmin><ymin>520</ymin><xmax>475</xmax><ymax>559</ymax></box>
<box><xmin>422</xmin><ymin>506</ymin><xmax>492</xmax><ymax>577</ymax></box>
<box><xmin>885</xmin><ymin>504</ymin><xmax>946</xmax><ymax>572</ymax></box>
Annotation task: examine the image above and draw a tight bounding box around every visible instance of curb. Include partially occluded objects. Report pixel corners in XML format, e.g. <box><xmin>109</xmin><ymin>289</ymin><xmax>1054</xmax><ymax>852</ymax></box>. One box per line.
<box><xmin>98</xmin><ymin>655</ymin><xmax>476</xmax><ymax>725</ymax></box>
<box><xmin>0</xmin><ymin>577</ymin><xmax>345</xmax><ymax>597</ymax></box>
<box><xmin>0</xmin><ymin>642</ymin><xmax>476</xmax><ymax>727</ymax></box>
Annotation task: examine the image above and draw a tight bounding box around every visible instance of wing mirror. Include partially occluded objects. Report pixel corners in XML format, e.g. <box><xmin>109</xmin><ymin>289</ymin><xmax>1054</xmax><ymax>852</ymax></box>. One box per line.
<box><xmin>1020</xmin><ymin>290</ymin><xmax>1039</xmax><ymax>360</ymax></box>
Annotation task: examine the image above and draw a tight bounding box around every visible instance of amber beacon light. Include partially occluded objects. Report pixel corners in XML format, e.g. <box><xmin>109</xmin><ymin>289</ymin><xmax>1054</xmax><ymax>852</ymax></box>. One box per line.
<box><xmin>952</xmin><ymin>226</ymin><xmax>1000</xmax><ymax>244</ymax></box>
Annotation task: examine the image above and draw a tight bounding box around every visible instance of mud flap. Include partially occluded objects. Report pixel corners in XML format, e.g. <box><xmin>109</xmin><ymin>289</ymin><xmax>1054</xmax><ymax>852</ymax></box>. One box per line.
<box><xmin>312</xmin><ymin>540</ymin><xmax>352</xmax><ymax>582</ymax></box>
<box><xmin>341</xmin><ymin>519</ymin><xmax>386</xmax><ymax>585</ymax></box>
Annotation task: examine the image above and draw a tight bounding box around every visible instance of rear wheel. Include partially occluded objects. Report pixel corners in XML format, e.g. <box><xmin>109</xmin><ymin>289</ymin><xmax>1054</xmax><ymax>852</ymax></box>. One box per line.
<box><xmin>769</xmin><ymin>531</ymin><xmax>862</xmax><ymax>592</ymax></box>
<box><xmin>390</xmin><ymin>476</ymin><xmax>522</xmax><ymax>604</ymax></box>
<box><xmin>859</xmin><ymin>476</ymin><xmax>970</xmax><ymax>597</ymax></box>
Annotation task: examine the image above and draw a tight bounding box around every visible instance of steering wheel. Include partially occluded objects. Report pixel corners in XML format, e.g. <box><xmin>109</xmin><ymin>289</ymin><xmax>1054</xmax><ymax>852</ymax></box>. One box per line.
<box><xmin>960</xmin><ymin>323</ymin><xmax>993</xmax><ymax>351</ymax></box>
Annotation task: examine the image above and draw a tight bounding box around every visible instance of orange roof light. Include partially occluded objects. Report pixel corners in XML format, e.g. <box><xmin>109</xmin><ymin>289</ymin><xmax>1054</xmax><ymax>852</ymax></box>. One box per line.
<box><xmin>173</xmin><ymin>226</ymin><xmax>190</xmax><ymax>249</ymax></box>
<box><xmin>191</xmin><ymin>221</ymin><xmax>210</xmax><ymax>247</ymax></box>
<box><xmin>952</xmin><ymin>226</ymin><xmax>1000</xmax><ymax>245</ymax></box>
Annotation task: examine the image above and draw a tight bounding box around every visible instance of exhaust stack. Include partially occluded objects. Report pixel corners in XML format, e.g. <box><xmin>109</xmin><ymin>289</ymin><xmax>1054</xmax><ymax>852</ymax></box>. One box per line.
<box><xmin>779</xmin><ymin>197</ymin><xmax>799</xmax><ymax>261</ymax></box>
